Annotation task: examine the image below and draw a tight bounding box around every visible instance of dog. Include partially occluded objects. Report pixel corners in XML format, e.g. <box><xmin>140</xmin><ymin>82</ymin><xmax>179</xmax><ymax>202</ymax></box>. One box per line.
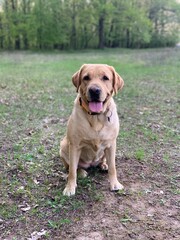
<box><xmin>60</xmin><ymin>64</ymin><xmax>124</xmax><ymax>196</ymax></box>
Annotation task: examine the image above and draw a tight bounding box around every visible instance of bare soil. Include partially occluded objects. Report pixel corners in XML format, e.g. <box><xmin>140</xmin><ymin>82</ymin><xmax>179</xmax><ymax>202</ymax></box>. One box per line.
<box><xmin>55</xmin><ymin>156</ymin><xmax>179</xmax><ymax>240</ymax></box>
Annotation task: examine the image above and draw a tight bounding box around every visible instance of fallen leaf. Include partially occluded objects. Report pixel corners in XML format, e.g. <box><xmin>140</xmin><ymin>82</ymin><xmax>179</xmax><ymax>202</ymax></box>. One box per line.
<box><xmin>19</xmin><ymin>204</ymin><xmax>31</xmax><ymax>212</ymax></box>
<box><xmin>33</xmin><ymin>178</ymin><xmax>39</xmax><ymax>185</ymax></box>
<box><xmin>28</xmin><ymin>229</ymin><xmax>47</xmax><ymax>240</ymax></box>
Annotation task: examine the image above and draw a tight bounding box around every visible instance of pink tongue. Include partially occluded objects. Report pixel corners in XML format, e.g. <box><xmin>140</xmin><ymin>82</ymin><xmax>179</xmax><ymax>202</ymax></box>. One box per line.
<box><xmin>89</xmin><ymin>102</ymin><xmax>103</xmax><ymax>113</ymax></box>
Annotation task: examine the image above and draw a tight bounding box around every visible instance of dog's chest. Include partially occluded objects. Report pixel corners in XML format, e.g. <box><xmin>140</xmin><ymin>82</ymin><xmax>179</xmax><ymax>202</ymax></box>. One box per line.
<box><xmin>87</xmin><ymin>114</ymin><xmax>107</xmax><ymax>132</ymax></box>
<box><xmin>89</xmin><ymin>139</ymin><xmax>107</xmax><ymax>152</ymax></box>
<box><xmin>80</xmin><ymin>139</ymin><xmax>108</xmax><ymax>163</ymax></box>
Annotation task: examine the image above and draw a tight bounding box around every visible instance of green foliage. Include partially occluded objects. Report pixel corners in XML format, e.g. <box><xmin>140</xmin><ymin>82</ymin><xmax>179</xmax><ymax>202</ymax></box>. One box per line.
<box><xmin>0</xmin><ymin>0</ymin><xmax>179</xmax><ymax>50</ymax></box>
<box><xmin>147</xmin><ymin>0</ymin><xmax>180</xmax><ymax>47</ymax></box>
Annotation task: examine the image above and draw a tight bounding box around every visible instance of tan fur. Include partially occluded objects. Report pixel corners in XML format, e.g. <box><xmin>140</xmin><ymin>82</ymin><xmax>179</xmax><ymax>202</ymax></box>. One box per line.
<box><xmin>60</xmin><ymin>64</ymin><xmax>124</xmax><ymax>196</ymax></box>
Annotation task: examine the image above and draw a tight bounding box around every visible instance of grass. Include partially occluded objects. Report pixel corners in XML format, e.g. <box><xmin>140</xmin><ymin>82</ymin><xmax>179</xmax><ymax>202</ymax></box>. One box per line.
<box><xmin>0</xmin><ymin>48</ymin><xmax>179</xmax><ymax>239</ymax></box>
<box><xmin>135</xmin><ymin>149</ymin><xmax>145</xmax><ymax>161</ymax></box>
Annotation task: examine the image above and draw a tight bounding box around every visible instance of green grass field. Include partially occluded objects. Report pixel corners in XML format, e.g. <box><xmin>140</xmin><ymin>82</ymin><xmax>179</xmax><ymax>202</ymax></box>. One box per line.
<box><xmin>0</xmin><ymin>48</ymin><xmax>179</xmax><ymax>239</ymax></box>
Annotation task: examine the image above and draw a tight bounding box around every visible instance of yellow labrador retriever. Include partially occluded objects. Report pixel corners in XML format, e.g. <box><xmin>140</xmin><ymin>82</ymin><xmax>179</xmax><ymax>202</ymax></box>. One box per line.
<box><xmin>60</xmin><ymin>64</ymin><xmax>124</xmax><ymax>196</ymax></box>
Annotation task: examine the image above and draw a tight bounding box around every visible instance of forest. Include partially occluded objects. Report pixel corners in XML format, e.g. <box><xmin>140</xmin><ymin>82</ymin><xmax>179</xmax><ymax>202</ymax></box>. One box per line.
<box><xmin>0</xmin><ymin>0</ymin><xmax>179</xmax><ymax>50</ymax></box>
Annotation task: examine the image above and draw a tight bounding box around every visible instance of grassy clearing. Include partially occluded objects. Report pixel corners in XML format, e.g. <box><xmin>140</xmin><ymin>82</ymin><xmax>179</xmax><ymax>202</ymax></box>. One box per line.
<box><xmin>0</xmin><ymin>48</ymin><xmax>179</xmax><ymax>239</ymax></box>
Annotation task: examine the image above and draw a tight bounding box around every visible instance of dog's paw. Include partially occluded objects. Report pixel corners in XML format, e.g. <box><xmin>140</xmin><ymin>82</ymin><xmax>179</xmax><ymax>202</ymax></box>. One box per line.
<box><xmin>63</xmin><ymin>185</ymin><xmax>76</xmax><ymax>196</ymax></box>
<box><xmin>110</xmin><ymin>180</ymin><xmax>124</xmax><ymax>192</ymax></box>
<box><xmin>100</xmin><ymin>162</ymin><xmax>108</xmax><ymax>171</ymax></box>
<box><xmin>78</xmin><ymin>169</ymin><xmax>88</xmax><ymax>178</ymax></box>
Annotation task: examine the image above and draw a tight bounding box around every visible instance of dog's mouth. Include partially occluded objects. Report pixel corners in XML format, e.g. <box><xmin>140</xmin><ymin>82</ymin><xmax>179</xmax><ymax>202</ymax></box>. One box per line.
<box><xmin>88</xmin><ymin>101</ymin><xmax>103</xmax><ymax>113</ymax></box>
<box><xmin>88</xmin><ymin>97</ymin><xmax>109</xmax><ymax>113</ymax></box>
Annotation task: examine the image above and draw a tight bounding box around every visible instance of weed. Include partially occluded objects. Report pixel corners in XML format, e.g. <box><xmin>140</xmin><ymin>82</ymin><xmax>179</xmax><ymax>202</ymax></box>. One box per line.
<box><xmin>47</xmin><ymin>190</ymin><xmax>84</xmax><ymax>213</ymax></box>
<box><xmin>117</xmin><ymin>189</ymin><xmax>126</xmax><ymax>195</ymax></box>
<box><xmin>163</xmin><ymin>154</ymin><xmax>170</xmax><ymax>163</ymax></box>
<box><xmin>23</xmin><ymin>153</ymin><xmax>34</xmax><ymax>162</ymax></box>
<box><xmin>13</xmin><ymin>144</ymin><xmax>22</xmax><ymax>152</ymax></box>
<box><xmin>159</xmin><ymin>198</ymin><xmax>166</xmax><ymax>205</ymax></box>
<box><xmin>48</xmin><ymin>218</ymin><xmax>71</xmax><ymax>229</ymax></box>
<box><xmin>120</xmin><ymin>214</ymin><xmax>133</xmax><ymax>223</ymax></box>
<box><xmin>93</xmin><ymin>193</ymin><xmax>104</xmax><ymax>202</ymax></box>
<box><xmin>48</xmin><ymin>220</ymin><xmax>58</xmax><ymax>229</ymax></box>
<box><xmin>171</xmin><ymin>189</ymin><xmax>180</xmax><ymax>195</ymax></box>
<box><xmin>78</xmin><ymin>176</ymin><xmax>93</xmax><ymax>188</ymax></box>
<box><xmin>0</xmin><ymin>203</ymin><xmax>18</xmax><ymax>219</ymax></box>
<box><xmin>38</xmin><ymin>145</ymin><xmax>45</xmax><ymax>154</ymax></box>
<box><xmin>135</xmin><ymin>149</ymin><xmax>145</xmax><ymax>161</ymax></box>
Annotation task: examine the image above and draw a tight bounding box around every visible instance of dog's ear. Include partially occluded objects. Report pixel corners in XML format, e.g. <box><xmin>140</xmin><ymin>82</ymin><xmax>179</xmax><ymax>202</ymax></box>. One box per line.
<box><xmin>109</xmin><ymin>66</ymin><xmax>124</xmax><ymax>94</ymax></box>
<box><xmin>72</xmin><ymin>70</ymin><xmax>80</xmax><ymax>92</ymax></box>
<box><xmin>72</xmin><ymin>64</ymin><xmax>86</xmax><ymax>92</ymax></box>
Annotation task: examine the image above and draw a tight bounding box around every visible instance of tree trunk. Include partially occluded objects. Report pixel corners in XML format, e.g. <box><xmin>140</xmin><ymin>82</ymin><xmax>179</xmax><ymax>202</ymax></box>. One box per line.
<box><xmin>98</xmin><ymin>16</ymin><xmax>104</xmax><ymax>49</ymax></box>
<box><xmin>11</xmin><ymin>0</ymin><xmax>20</xmax><ymax>49</ymax></box>
<box><xmin>70</xmin><ymin>0</ymin><xmax>77</xmax><ymax>49</ymax></box>
<box><xmin>71</xmin><ymin>14</ymin><xmax>76</xmax><ymax>49</ymax></box>
<box><xmin>22</xmin><ymin>0</ymin><xmax>29</xmax><ymax>49</ymax></box>
<box><xmin>126</xmin><ymin>29</ymin><xmax>130</xmax><ymax>48</ymax></box>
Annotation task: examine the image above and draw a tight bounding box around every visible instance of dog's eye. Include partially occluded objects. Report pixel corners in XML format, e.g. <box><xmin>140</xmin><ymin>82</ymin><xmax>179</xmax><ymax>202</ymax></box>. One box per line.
<box><xmin>102</xmin><ymin>75</ymin><xmax>109</xmax><ymax>81</ymax></box>
<box><xmin>83</xmin><ymin>75</ymin><xmax>90</xmax><ymax>81</ymax></box>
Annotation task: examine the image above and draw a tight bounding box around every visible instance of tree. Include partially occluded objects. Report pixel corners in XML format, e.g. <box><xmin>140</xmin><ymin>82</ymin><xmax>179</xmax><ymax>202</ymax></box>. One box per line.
<box><xmin>147</xmin><ymin>0</ymin><xmax>180</xmax><ymax>47</ymax></box>
<box><xmin>90</xmin><ymin>0</ymin><xmax>115</xmax><ymax>49</ymax></box>
<box><xmin>106</xmin><ymin>0</ymin><xmax>152</xmax><ymax>48</ymax></box>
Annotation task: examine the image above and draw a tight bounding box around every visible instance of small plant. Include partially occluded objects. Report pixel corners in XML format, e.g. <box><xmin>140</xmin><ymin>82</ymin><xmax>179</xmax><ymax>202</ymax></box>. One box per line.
<box><xmin>171</xmin><ymin>189</ymin><xmax>180</xmax><ymax>195</ymax></box>
<box><xmin>13</xmin><ymin>144</ymin><xmax>22</xmax><ymax>152</ymax></box>
<box><xmin>135</xmin><ymin>149</ymin><xmax>145</xmax><ymax>161</ymax></box>
<box><xmin>78</xmin><ymin>177</ymin><xmax>93</xmax><ymax>188</ymax></box>
<box><xmin>0</xmin><ymin>203</ymin><xmax>18</xmax><ymax>219</ymax></box>
<box><xmin>38</xmin><ymin>145</ymin><xmax>45</xmax><ymax>154</ymax></box>
<box><xmin>117</xmin><ymin>189</ymin><xmax>125</xmax><ymax>195</ymax></box>
<box><xmin>159</xmin><ymin>198</ymin><xmax>166</xmax><ymax>205</ymax></box>
<box><xmin>47</xmin><ymin>191</ymin><xmax>84</xmax><ymax>212</ymax></box>
<box><xmin>93</xmin><ymin>193</ymin><xmax>104</xmax><ymax>202</ymax></box>
<box><xmin>163</xmin><ymin>154</ymin><xmax>170</xmax><ymax>163</ymax></box>
<box><xmin>23</xmin><ymin>153</ymin><xmax>34</xmax><ymax>161</ymax></box>
<box><xmin>120</xmin><ymin>214</ymin><xmax>133</xmax><ymax>223</ymax></box>
<box><xmin>48</xmin><ymin>219</ymin><xmax>71</xmax><ymax>229</ymax></box>
<box><xmin>48</xmin><ymin>220</ymin><xmax>58</xmax><ymax>229</ymax></box>
<box><xmin>59</xmin><ymin>218</ymin><xmax>71</xmax><ymax>225</ymax></box>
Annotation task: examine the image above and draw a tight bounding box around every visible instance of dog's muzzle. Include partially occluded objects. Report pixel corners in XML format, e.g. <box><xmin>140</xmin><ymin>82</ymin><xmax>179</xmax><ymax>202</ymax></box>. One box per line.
<box><xmin>88</xmin><ymin>86</ymin><xmax>103</xmax><ymax>113</ymax></box>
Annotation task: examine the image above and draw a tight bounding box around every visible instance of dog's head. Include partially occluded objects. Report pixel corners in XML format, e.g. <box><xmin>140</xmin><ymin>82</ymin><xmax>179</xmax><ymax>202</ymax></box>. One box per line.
<box><xmin>72</xmin><ymin>64</ymin><xmax>124</xmax><ymax>113</ymax></box>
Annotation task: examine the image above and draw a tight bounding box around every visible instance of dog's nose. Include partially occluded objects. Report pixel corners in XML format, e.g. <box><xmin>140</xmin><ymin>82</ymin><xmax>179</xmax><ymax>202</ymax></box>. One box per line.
<box><xmin>89</xmin><ymin>87</ymin><xmax>101</xmax><ymax>101</ymax></box>
<box><xmin>89</xmin><ymin>87</ymin><xmax>101</xmax><ymax>95</ymax></box>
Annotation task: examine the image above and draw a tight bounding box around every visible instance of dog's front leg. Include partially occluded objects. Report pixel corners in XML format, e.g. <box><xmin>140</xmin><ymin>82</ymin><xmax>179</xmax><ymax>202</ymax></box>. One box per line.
<box><xmin>105</xmin><ymin>141</ymin><xmax>124</xmax><ymax>191</ymax></box>
<box><xmin>63</xmin><ymin>144</ymin><xmax>80</xmax><ymax>196</ymax></box>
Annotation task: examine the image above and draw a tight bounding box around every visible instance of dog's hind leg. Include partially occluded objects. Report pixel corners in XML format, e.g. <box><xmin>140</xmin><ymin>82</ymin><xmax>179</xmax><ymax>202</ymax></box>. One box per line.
<box><xmin>99</xmin><ymin>157</ymin><xmax>108</xmax><ymax>171</ymax></box>
<box><xmin>61</xmin><ymin>157</ymin><xmax>69</xmax><ymax>171</ymax></box>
